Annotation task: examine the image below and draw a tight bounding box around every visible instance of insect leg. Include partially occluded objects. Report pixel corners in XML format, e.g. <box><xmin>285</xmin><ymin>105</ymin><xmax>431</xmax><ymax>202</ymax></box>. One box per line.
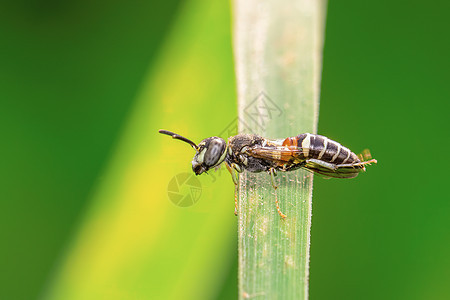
<box><xmin>226</xmin><ymin>162</ymin><xmax>239</xmax><ymax>185</ymax></box>
<box><xmin>269</xmin><ymin>167</ymin><xmax>278</xmax><ymax>189</ymax></box>
<box><xmin>225</xmin><ymin>162</ymin><xmax>239</xmax><ymax>216</ymax></box>
<box><xmin>269</xmin><ymin>168</ymin><xmax>286</xmax><ymax>219</ymax></box>
<box><xmin>338</xmin><ymin>159</ymin><xmax>378</xmax><ymax>169</ymax></box>
<box><xmin>306</xmin><ymin>159</ymin><xmax>338</xmax><ymax>170</ymax></box>
<box><xmin>359</xmin><ymin>149</ymin><xmax>373</xmax><ymax>161</ymax></box>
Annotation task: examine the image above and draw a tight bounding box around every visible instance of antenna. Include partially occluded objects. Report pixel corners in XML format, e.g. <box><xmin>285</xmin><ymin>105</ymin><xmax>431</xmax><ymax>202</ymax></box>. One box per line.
<box><xmin>158</xmin><ymin>130</ymin><xmax>198</xmax><ymax>151</ymax></box>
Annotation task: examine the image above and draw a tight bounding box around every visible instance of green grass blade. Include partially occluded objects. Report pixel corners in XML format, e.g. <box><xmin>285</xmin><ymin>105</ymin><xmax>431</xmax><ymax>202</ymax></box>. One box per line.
<box><xmin>233</xmin><ymin>0</ymin><xmax>327</xmax><ymax>299</ymax></box>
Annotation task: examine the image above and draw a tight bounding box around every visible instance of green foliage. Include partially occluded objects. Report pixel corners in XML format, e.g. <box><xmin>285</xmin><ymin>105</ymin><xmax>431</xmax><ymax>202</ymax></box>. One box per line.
<box><xmin>42</xmin><ymin>0</ymin><xmax>238</xmax><ymax>299</ymax></box>
<box><xmin>2</xmin><ymin>0</ymin><xmax>450</xmax><ymax>299</ymax></box>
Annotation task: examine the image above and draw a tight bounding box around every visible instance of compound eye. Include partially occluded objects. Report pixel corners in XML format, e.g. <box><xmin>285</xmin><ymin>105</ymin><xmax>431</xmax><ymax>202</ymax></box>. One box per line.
<box><xmin>204</xmin><ymin>139</ymin><xmax>225</xmax><ymax>167</ymax></box>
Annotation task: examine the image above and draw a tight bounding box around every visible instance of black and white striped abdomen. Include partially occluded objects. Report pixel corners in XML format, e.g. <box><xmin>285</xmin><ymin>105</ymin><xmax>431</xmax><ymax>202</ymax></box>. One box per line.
<box><xmin>296</xmin><ymin>133</ymin><xmax>360</xmax><ymax>165</ymax></box>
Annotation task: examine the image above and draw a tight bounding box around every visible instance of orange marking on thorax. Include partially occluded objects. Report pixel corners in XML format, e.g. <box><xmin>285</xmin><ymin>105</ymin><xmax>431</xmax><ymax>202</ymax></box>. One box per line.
<box><xmin>280</xmin><ymin>137</ymin><xmax>299</xmax><ymax>161</ymax></box>
<box><xmin>282</xmin><ymin>137</ymin><xmax>297</xmax><ymax>147</ymax></box>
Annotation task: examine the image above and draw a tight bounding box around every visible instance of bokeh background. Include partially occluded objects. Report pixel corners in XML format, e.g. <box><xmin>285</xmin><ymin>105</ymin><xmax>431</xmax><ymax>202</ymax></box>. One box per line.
<box><xmin>1</xmin><ymin>0</ymin><xmax>449</xmax><ymax>299</ymax></box>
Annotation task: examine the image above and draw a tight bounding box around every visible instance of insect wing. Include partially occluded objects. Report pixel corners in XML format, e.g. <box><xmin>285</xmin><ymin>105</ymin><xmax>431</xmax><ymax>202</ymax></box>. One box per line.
<box><xmin>246</xmin><ymin>146</ymin><xmax>306</xmax><ymax>164</ymax></box>
<box><xmin>247</xmin><ymin>145</ymin><xmax>363</xmax><ymax>179</ymax></box>
<box><xmin>302</xmin><ymin>160</ymin><xmax>360</xmax><ymax>179</ymax></box>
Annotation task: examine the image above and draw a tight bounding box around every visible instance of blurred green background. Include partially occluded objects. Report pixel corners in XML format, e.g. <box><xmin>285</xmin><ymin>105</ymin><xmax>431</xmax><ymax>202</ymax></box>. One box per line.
<box><xmin>1</xmin><ymin>0</ymin><xmax>449</xmax><ymax>299</ymax></box>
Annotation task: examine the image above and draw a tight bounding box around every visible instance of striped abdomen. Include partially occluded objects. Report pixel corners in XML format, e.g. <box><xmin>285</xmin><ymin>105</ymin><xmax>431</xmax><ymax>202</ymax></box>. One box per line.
<box><xmin>282</xmin><ymin>133</ymin><xmax>360</xmax><ymax>165</ymax></box>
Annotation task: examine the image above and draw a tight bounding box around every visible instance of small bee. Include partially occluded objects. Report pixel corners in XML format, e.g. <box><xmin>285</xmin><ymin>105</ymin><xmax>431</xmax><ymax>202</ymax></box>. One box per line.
<box><xmin>159</xmin><ymin>129</ymin><xmax>377</xmax><ymax>218</ymax></box>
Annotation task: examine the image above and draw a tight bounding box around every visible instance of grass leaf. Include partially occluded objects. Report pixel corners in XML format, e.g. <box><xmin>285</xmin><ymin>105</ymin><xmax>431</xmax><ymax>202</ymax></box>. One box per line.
<box><xmin>233</xmin><ymin>0</ymin><xmax>327</xmax><ymax>298</ymax></box>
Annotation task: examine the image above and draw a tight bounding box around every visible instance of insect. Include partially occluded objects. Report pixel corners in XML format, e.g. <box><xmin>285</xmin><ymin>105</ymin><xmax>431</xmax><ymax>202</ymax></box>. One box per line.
<box><xmin>159</xmin><ymin>129</ymin><xmax>377</xmax><ymax>218</ymax></box>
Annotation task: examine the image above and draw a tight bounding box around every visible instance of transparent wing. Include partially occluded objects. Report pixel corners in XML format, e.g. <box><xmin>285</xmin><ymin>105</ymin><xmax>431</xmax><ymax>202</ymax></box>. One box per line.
<box><xmin>246</xmin><ymin>146</ymin><xmax>305</xmax><ymax>164</ymax></box>
<box><xmin>302</xmin><ymin>160</ymin><xmax>361</xmax><ymax>179</ymax></box>
<box><xmin>247</xmin><ymin>145</ymin><xmax>367</xmax><ymax>179</ymax></box>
